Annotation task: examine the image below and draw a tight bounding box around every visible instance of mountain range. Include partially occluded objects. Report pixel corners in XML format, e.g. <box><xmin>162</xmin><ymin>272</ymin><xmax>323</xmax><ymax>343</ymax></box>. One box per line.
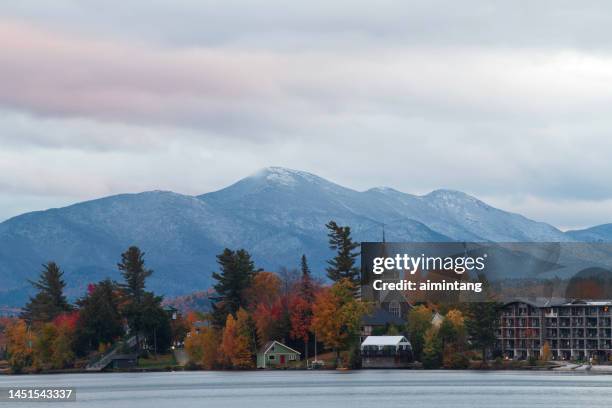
<box><xmin>1</xmin><ymin>166</ymin><xmax>611</xmax><ymax>307</ymax></box>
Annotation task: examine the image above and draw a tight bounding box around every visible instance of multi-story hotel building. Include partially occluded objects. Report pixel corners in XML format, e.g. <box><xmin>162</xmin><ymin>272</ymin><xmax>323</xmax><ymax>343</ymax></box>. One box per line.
<box><xmin>496</xmin><ymin>298</ymin><xmax>612</xmax><ymax>361</ymax></box>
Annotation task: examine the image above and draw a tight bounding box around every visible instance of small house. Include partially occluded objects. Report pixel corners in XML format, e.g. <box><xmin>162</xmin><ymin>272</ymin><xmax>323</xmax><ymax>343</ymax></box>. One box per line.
<box><xmin>431</xmin><ymin>311</ymin><xmax>444</xmax><ymax>328</ymax></box>
<box><xmin>109</xmin><ymin>354</ymin><xmax>138</xmax><ymax>370</ymax></box>
<box><xmin>257</xmin><ymin>340</ymin><xmax>300</xmax><ymax>368</ymax></box>
<box><xmin>360</xmin><ymin>335</ymin><xmax>413</xmax><ymax>368</ymax></box>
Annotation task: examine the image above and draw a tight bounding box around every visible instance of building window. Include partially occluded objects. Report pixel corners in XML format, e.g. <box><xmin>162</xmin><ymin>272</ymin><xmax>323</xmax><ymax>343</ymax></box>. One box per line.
<box><xmin>389</xmin><ymin>301</ymin><xmax>400</xmax><ymax>317</ymax></box>
<box><xmin>269</xmin><ymin>355</ymin><xmax>275</xmax><ymax>360</ymax></box>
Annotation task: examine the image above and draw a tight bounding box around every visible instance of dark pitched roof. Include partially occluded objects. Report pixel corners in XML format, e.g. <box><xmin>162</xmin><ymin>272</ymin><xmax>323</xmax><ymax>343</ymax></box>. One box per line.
<box><xmin>361</xmin><ymin>307</ymin><xmax>405</xmax><ymax>326</ymax></box>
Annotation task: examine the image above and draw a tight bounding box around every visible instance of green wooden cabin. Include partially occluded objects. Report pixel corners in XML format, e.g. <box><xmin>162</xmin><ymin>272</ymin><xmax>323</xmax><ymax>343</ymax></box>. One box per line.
<box><xmin>257</xmin><ymin>340</ymin><xmax>300</xmax><ymax>368</ymax></box>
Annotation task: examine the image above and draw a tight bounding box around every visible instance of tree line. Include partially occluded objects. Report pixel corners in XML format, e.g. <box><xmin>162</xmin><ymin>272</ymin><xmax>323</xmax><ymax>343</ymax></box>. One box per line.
<box><xmin>185</xmin><ymin>220</ymin><xmax>367</xmax><ymax>369</ymax></box>
<box><xmin>3</xmin><ymin>218</ymin><xmax>503</xmax><ymax>372</ymax></box>
<box><xmin>5</xmin><ymin>246</ymin><xmax>180</xmax><ymax>372</ymax></box>
<box><xmin>3</xmin><ymin>220</ymin><xmax>365</xmax><ymax>371</ymax></box>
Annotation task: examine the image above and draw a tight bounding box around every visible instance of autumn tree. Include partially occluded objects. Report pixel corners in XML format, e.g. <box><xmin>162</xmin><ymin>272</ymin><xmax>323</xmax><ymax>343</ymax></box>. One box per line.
<box><xmin>50</xmin><ymin>322</ymin><xmax>75</xmax><ymax>369</ymax></box>
<box><xmin>22</xmin><ymin>262</ymin><xmax>72</xmax><ymax>323</ymax></box>
<box><xmin>5</xmin><ymin>319</ymin><xmax>34</xmax><ymax>373</ymax></box>
<box><xmin>33</xmin><ymin>323</ymin><xmax>55</xmax><ymax>370</ymax></box>
<box><xmin>243</xmin><ymin>271</ymin><xmax>282</xmax><ymax>345</ymax></box>
<box><xmin>220</xmin><ymin>310</ymin><xmax>254</xmax><ymax>369</ymax></box>
<box><xmin>244</xmin><ymin>271</ymin><xmax>281</xmax><ymax>311</ymax></box>
<box><xmin>439</xmin><ymin>309</ymin><xmax>469</xmax><ymax>369</ymax></box>
<box><xmin>211</xmin><ymin>249</ymin><xmax>258</xmax><ymax>328</ymax></box>
<box><xmin>252</xmin><ymin>303</ymin><xmax>276</xmax><ymax>345</ymax></box>
<box><xmin>311</xmin><ymin>279</ymin><xmax>368</xmax><ymax>367</ymax></box>
<box><xmin>408</xmin><ymin>305</ymin><xmax>433</xmax><ymax>361</ymax></box>
<box><xmin>185</xmin><ymin>326</ymin><xmax>221</xmax><ymax>370</ymax></box>
<box><xmin>290</xmin><ymin>296</ymin><xmax>312</xmax><ymax>364</ymax></box>
<box><xmin>289</xmin><ymin>255</ymin><xmax>318</xmax><ymax>363</ymax></box>
<box><xmin>325</xmin><ymin>221</ymin><xmax>360</xmax><ymax>288</ymax></box>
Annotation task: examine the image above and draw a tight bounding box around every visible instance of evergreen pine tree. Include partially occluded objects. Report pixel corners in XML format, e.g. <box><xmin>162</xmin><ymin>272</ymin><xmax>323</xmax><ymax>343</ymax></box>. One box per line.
<box><xmin>21</xmin><ymin>262</ymin><xmax>72</xmax><ymax>323</ymax></box>
<box><xmin>211</xmin><ymin>248</ymin><xmax>258</xmax><ymax>328</ymax></box>
<box><xmin>118</xmin><ymin>246</ymin><xmax>152</xmax><ymax>303</ymax></box>
<box><xmin>299</xmin><ymin>254</ymin><xmax>315</xmax><ymax>303</ymax></box>
<box><xmin>325</xmin><ymin>221</ymin><xmax>360</xmax><ymax>286</ymax></box>
<box><xmin>117</xmin><ymin>246</ymin><xmax>168</xmax><ymax>351</ymax></box>
<box><xmin>466</xmin><ymin>301</ymin><xmax>501</xmax><ymax>364</ymax></box>
<box><xmin>75</xmin><ymin>279</ymin><xmax>124</xmax><ymax>354</ymax></box>
<box><xmin>465</xmin><ymin>273</ymin><xmax>501</xmax><ymax>364</ymax></box>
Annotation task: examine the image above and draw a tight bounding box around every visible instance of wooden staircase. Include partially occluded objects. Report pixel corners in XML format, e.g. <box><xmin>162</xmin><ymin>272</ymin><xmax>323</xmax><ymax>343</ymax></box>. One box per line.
<box><xmin>86</xmin><ymin>335</ymin><xmax>138</xmax><ymax>371</ymax></box>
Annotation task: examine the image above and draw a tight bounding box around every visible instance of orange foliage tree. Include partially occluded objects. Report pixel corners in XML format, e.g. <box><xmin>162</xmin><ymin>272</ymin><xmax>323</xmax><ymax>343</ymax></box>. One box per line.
<box><xmin>246</xmin><ymin>272</ymin><xmax>282</xmax><ymax>345</ymax></box>
<box><xmin>220</xmin><ymin>309</ymin><xmax>254</xmax><ymax>369</ymax></box>
<box><xmin>311</xmin><ymin>279</ymin><xmax>369</xmax><ymax>366</ymax></box>
<box><xmin>252</xmin><ymin>303</ymin><xmax>276</xmax><ymax>345</ymax></box>
<box><xmin>290</xmin><ymin>296</ymin><xmax>312</xmax><ymax>363</ymax></box>
<box><xmin>244</xmin><ymin>272</ymin><xmax>281</xmax><ymax>310</ymax></box>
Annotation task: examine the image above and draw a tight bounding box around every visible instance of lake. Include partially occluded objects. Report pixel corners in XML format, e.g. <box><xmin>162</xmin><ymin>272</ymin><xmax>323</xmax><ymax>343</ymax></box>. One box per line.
<box><xmin>1</xmin><ymin>370</ymin><xmax>612</xmax><ymax>407</ymax></box>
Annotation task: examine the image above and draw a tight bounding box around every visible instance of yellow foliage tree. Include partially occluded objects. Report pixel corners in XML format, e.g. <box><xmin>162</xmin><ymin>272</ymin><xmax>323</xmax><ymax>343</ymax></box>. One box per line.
<box><xmin>185</xmin><ymin>326</ymin><xmax>221</xmax><ymax>369</ymax></box>
<box><xmin>32</xmin><ymin>321</ymin><xmax>75</xmax><ymax>370</ymax></box>
<box><xmin>33</xmin><ymin>323</ymin><xmax>56</xmax><ymax>370</ymax></box>
<box><xmin>6</xmin><ymin>319</ymin><xmax>34</xmax><ymax>373</ymax></box>
<box><xmin>220</xmin><ymin>310</ymin><xmax>254</xmax><ymax>369</ymax></box>
<box><xmin>50</xmin><ymin>323</ymin><xmax>75</xmax><ymax>369</ymax></box>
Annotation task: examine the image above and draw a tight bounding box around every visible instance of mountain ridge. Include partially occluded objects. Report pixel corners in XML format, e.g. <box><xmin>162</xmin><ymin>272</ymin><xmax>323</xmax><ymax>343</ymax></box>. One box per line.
<box><xmin>0</xmin><ymin>166</ymin><xmax>608</xmax><ymax>307</ymax></box>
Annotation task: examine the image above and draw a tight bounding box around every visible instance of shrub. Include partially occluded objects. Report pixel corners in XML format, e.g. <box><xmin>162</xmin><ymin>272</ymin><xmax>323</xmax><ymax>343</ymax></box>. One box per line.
<box><xmin>444</xmin><ymin>351</ymin><xmax>470</xmax><ymax>369</ymax></box>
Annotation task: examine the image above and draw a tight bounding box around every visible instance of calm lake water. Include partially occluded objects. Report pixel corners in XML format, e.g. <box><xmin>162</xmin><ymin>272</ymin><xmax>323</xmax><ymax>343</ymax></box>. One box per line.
<box><xmin>1</xmin><ymin>370</ymin><xmax>612</xmax><ymax>408</ymax></box>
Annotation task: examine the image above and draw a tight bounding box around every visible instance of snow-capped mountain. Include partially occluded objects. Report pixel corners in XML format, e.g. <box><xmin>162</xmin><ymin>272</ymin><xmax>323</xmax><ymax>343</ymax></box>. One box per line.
<box><xmin>0</xmin><ymin>166</ymin><xmax>604</xmax><ymax>306</ymax></box>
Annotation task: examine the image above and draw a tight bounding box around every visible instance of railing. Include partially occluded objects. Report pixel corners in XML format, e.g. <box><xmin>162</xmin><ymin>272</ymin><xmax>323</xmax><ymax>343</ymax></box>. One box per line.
<box><xmin>86</xmin><ymin>335</ymin><xmax>138</xmax><ymax>371</ymax></box>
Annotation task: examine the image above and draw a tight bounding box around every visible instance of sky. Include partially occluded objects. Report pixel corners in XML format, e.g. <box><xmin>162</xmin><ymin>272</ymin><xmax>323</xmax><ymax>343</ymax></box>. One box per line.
<box><xmin>1</xmin><ymin>1</ymin><xmax>612</xmax><ymax>230</ymax></box>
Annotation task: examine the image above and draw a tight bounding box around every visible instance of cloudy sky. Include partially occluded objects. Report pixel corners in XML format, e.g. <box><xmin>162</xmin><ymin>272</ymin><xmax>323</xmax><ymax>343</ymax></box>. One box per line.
<box><xmin>1</xmin><ymin>1</ymin><xmax>612</xmax><ymax>230</ymax></box>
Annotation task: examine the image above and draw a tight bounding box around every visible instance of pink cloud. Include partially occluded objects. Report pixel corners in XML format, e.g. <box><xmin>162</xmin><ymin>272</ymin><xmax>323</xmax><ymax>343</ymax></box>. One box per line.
<box><xmin>0</xmin><ymin>20</ymin><xmax>284</xmax><ymax>127</ymax></box>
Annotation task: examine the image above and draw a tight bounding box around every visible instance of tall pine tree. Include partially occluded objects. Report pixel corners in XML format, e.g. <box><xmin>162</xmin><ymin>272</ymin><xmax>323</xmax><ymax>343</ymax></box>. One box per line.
<box><xmin>211</xmin><ymin>248</ymin><xmax>258</xmax><ymax>328</ymax></box>
<box><xmin>325</xmin><ymin>221</ymin><xmax>360</xmax><ymax>287</ymax></box>
<box><xmin>290</xmin><ymin>254</ymin><xmax>317</xmax><ymax>363</ymax></box>
<box><xmin>465</xmin><ymin>273</ymin><xmax>501</xmax><ymax>364</ymax></box>
<box><xmin>118</xmin><ymin>246</ymin><xmax>152</xmax><ymax>303</ymax></box>
<box><xmin>299</xmin><ymin>254</ymin><xmax>315</xmax><ymax>303</ymax></box>
<box><xmin>22</xmin><ymin>262</ymin><xmax>72</xmax><ymax>323</ymax></box>
<box><xmin>117</xmin><ymin>246</ymin><xmax>168</xmax><ymax>350</ymax></box>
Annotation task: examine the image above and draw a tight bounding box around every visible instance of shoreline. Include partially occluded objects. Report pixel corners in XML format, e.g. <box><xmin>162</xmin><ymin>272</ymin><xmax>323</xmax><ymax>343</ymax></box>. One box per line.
<box><xmin>4</xmin><ymin>364</ymin><xmax>612</xmax><ymax>376</ymax></box>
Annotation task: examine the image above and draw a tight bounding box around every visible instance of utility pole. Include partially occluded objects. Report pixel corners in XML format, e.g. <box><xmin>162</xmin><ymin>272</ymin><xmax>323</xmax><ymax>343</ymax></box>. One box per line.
<box><xmin>154</xmin><ymin>328</ymin><xmax>157</xmax><ymax>357</ymax></box>
<box><xmin>314</xmin><ymin>330</ymin><xmax>317</xmax><ymax>366</ymax></box>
